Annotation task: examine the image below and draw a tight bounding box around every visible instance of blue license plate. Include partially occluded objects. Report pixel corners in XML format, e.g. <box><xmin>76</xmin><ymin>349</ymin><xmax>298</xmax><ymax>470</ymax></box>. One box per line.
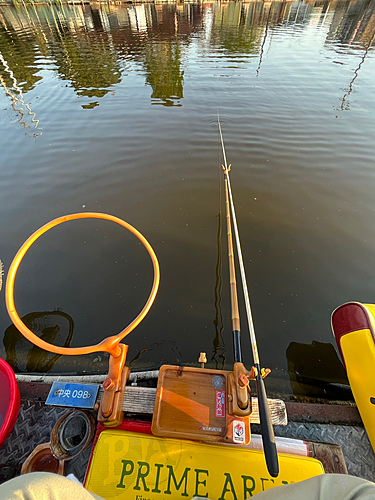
<box><xmin>46</xmin><ymin>381</ymin><xmax>99</xmax><ymax>409</ymax></box>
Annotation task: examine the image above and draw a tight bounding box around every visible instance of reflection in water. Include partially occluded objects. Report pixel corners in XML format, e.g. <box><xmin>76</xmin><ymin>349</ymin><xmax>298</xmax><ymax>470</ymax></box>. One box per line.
<box><xmin>334</xmin><ymin>0</ymin><xmax>375</xmax><ymax>109</ymax></box>
<box><xmin>0</xmin><ymin>18</ymin><xmax>42</xmax><ymax>93</ymax></box>
<box><xmin>48</xmin><ymin>12</ymin><xmax>121</xmax><ymax>102</ymax></box>
<box><xmin>144</xmin><ymin>41</ymin><xmax>184</xmax><ymax>107</ymax></box>
<box><xmin>327</xmin><ymin>0</ymin><xmax>375</xmax><ymax>48</ymax></box>
<box><xmin>212</xmin><ymin>212</ymin><xmax>225</xmax><ymax>370</ymax></box>
<box><xmin>341</xmin><ymin>36</ymin><xmax>374</xmax><ymax>110</ymax></box>
<box><xmin>286</xmin><ymin>341</ymin><xmax>352</xmax><ymax>401</ymax></box>
<box><xmin>210</xmin><ymin>3</ymin><xmax>264</xmax><ymax>55</ymax></box>
<box><xmin>129</xmin><ymin>340</ymin><xmax>183</xmax><ymax>369</ymax></box>
<box><xmin>211</xmin><ymin>143</ymin><xmax>225</xmax><ymax>370</ymax></box>
<box><xmin>3</xmin><ymin>311</ymin><xmax>74</xmax><ymax>372</ymax></box>
<box><xmin>1</xmin><ymin>1</ymin><xmax>375</xmax><ymax>112</ymax></box>
<box><xmin>0</xmin><ymin>52</ymin><xmax>41</xmax><ymax>135</ymax></box>
<box><xmin>130</xmin><ymin>4</ymin><xmax>197</xmax><ymax>106</ymax></box>
<box><xmin>256</xmin><ymin>5</ymin><xmax>271</xmax><ymax>77</ymax></box>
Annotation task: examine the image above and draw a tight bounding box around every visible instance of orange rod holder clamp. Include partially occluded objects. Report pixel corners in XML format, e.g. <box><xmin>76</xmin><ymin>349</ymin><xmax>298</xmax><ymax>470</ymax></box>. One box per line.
<box><xmin>5</xmin><ymin>212</ymin><xmax>160</xmax><ymax>427</ymax></box>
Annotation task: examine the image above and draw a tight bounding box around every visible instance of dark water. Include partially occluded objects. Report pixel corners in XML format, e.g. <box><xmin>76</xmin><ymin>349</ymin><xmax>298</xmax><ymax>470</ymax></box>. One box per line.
<box><xmin>1</xmin><ymin>0</ymin><xmax>375</xmax><ymax>399</ymax></box>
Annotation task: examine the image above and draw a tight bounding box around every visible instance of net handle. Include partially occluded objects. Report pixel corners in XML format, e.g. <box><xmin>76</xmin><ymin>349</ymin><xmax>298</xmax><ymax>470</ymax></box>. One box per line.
<box><xmin>5</xmin><ymin>212</ymin><xmax>160</xmax><ymax>358</ymax></box>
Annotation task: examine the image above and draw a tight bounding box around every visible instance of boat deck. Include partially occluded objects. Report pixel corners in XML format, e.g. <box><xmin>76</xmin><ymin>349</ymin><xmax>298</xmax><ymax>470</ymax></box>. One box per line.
<box><xmin>1</xmin><ymin>373</ymin><xmax>374</xmax><ymax>486</ymax></box>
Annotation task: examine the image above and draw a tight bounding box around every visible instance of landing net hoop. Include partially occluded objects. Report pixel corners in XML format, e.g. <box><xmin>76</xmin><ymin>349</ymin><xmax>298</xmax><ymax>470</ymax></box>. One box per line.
<box><xmin>5</xmin><ymin>212</ymin><xmax>160</xmax><ymax>358</ymax></box>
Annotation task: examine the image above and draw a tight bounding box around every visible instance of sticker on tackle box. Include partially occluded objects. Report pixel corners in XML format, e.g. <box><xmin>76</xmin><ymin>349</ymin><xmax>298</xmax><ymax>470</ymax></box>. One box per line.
<box><xmin>232</xmin><ymin>420</ymin><xmax>246</xmax><ymax>444</ymax></box>
<box><xmin>46</xmin><ymin>381</ymin><xmax>99</xmax><ymax>409</ymax></box>
<box><xmin>215</xmin><ymin>390</ymin><xmax>226</xmax><ymax>417</ymax></box>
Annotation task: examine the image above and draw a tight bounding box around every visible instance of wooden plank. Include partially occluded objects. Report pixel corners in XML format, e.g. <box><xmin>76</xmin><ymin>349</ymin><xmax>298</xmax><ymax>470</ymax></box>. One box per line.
<box><xmin>124</xmin><ymin>386</ymin><xmax>156</xmax><ymax>414</ymax></box>
<box><xmin>306</xmin><ymin>442</ymin><xmax>348</xmax><ymax>474</ymax></box>
<box><xmin>285</xmin><ymin>402</ymin><xmax>362</xmax><ymax>426</ymax></box>
<box><xmin>251</xmin><ymin>397</ymin><xmax>287</xmax><ymax>426</ymax></box>
<box><xmin>98</xmin><ymin>386</ymin><xmax>287</xmax><ymax>425</ymax></box>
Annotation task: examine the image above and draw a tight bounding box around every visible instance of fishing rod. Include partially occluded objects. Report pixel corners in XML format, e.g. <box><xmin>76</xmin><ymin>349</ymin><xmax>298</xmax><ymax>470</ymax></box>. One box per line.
<box><xmin>223</xmin><ymin>157</ymin><xmax>242</xmax><ymax>365</ymax></box>
<box><xmin>221</xmin><ymin>130</ymin><xmax>253</xmax><ymax>418</ymax></box>
<box><xmin>218</xmin><ymin>115</ymin><xmax>279</xmax><ymax>478</ymax></box>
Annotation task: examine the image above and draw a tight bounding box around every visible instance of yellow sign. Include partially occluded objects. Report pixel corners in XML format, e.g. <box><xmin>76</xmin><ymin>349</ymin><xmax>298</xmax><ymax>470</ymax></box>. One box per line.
<box><xmin>85</xmin><ymin>430</ymin><xmax>324</xmax><ymax>499</ymax></box>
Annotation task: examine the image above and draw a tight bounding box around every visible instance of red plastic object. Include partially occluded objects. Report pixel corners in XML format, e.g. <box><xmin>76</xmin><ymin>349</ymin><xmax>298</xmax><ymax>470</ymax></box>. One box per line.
<box><xmin>0</xmin><ymin>358</ymin><xmax>20</xmax><ymax>448</ymax></box>
<box><xmin>332</xmin><ymin>302</ymin><xmax>375</xmax><ymax>368</ymax></box>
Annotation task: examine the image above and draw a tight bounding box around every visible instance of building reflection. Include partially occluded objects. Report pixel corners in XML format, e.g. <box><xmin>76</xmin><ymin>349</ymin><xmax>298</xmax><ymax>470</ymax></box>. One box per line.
<box><xmin>209</xmin><ymin>2</ymin><xmax>289</xmax><ymax>56</ymax></box>
<box><xmin>0</xmin><ymin>0</ymin><xmax>374</xmax><ymax>110</ymax></box>
<box><xmin>3</xmin><ymin>310</ymin><xmax>74</xmax><ymax>373</ymax></box>
<box><xmin>326</xmin><ymin>0</ymin><xmax>375</xmax><ymax>48</ymax></box>
<box><xmin>326</xmin><ymin>0</ymin><xmax>375</xmax><ymax>109</ymax></box>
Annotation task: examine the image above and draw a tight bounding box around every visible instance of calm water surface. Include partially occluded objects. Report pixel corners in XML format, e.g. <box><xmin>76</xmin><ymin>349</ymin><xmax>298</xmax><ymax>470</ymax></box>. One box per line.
<box><xmin>1</xmin><ymin>0</ymin><xmax>375</xmax><ymax>399</ymax></box>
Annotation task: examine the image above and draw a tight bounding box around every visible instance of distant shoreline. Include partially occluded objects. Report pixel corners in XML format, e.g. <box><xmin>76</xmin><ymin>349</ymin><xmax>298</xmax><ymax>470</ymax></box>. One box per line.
<box><xmin>0</xmin><ymin>0</ymin><xmax>326</xmax><ymax>5</ymax></box>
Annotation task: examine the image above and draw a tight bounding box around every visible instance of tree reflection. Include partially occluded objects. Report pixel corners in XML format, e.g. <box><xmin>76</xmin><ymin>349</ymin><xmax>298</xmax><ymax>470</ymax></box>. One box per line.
<box><xmin>0</xmin><ymin>24</ymin><xmax>41</xmax><ymax>93</ymax></box>
<box><xmin>210</xmin><ymin>3</ymin><xmax>263</xmax><ymax>55</ymax></box>
<box><xmin>51</xmin><ymin>32</ymin><xmax>121</xmax><ymax>100</ymax></box>
<box><xmin>0</xmin><ymin>4</ymin><xmax>122</xmax><ymax>109</ymax></box>
<box><xmin>209</xmin><ymin>2</ymin><xmax>290</xmax><ymax>56</ymax></box>
<box><xmin>45</xmin><ymin>6</ymin><xmax>121</xmax><ymax>102</ymax></box>
<box><xmin>119</xmin><ymin>3</ymin><xmax>190</xmax><ymax>106</ymax></box>
<box><xmin>1</xmin><ymin>1</ymin><xmax>375</xmax><ymax>110</ymax></box>
<box><xmin>143</xmin><ymin>41</ymin><xmax>183</xmax><ymax>106</ymax></box>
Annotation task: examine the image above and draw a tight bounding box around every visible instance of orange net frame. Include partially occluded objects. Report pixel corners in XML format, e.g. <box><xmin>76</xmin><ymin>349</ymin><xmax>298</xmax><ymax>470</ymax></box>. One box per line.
<box><xmin>5</xmin><ymin>212</ymin><xmax>160</xmax><ymax>359</ymax></box>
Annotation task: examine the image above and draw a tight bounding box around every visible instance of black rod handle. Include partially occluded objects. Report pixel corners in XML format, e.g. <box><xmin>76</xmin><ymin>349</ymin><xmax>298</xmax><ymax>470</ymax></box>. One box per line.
<box><xmin>233</xmin><ymin>330</ymin><xmax>242</xmax><ymax>364</ymax></box>
<box><xmin>255</xmin><ymin>365</ymin><xmax>279</xmax><ymax>478</ymax></box>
